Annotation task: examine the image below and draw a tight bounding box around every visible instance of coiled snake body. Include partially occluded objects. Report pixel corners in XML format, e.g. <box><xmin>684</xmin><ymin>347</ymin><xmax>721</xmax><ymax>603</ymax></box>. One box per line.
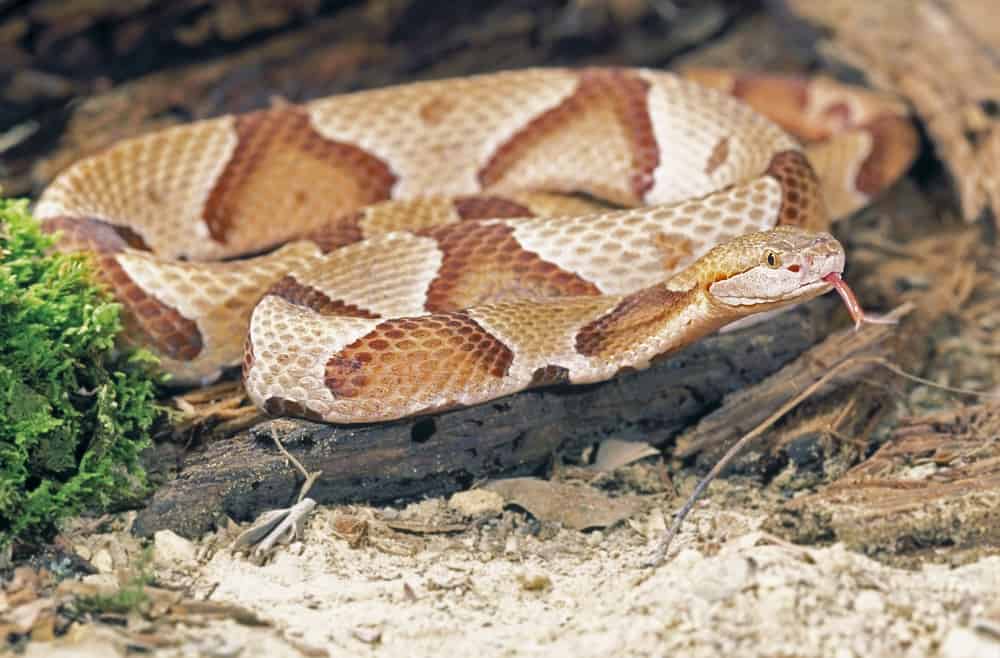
<box><xmin>36</xmin><ymin>68</ymin><xmax>917</xmax><ymax>423</ymax></box>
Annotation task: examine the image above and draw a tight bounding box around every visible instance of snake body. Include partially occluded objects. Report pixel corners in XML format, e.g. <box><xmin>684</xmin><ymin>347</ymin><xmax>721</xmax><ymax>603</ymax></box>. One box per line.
<box><xmin>35</xmin><ymin>68</ymin><xmax>917</xmax><ymax>423</ymax></box>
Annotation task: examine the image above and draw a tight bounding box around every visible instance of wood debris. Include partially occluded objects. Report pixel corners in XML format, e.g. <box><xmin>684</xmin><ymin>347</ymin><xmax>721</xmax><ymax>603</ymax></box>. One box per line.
<box><xmin>767</xmin><ymin>400</ymin><xmax>1000</xmax><ymax>565</ymax></box>
<box><xmin>784</xmin><ymin>0</ymin><xmax>1000</xmax><ymax>225</ymax></box>
<box><xmin>168</xmin><ymin>380</ymin><xmax>264</xmax><ymax>442</ymax></box>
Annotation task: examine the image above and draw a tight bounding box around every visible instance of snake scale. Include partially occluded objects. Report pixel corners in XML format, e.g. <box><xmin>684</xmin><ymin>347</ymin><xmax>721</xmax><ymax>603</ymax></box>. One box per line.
<box><xmin>35</xmin><ymin>67</ymin><xmax>918</xmax><ymax>423</ymax></box>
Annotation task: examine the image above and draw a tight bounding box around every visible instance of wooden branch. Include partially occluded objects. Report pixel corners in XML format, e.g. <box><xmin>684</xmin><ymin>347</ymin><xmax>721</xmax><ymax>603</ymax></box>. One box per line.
<box><xmin>132</xmin><ymin>302</ymin><xmax>832</xmax><ymax>538</ymax></box>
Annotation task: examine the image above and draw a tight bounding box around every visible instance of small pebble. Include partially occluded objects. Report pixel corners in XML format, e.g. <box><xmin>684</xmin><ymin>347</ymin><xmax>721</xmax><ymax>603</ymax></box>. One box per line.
<box><xmin>939</xmin><ymin>627</ymin><xmax>1000</xmax><ymax>658</ymax></box>
<box><xmin>854</xmin><ymin>589</ymin><xmax>885</xmax><ymax>616</ymax></box>
<box><xmin>91</xmin><ymin>549</ymin><xmax>114</xmax><ymax>574</ymax></box>
<box><xmin>517</xmin><ymin>571</ymin><xmax>552</xmax><ymax>592</ymax></box>
<box><xmin>153</xmin><ymin>529</ymin><xmax>198</xmax><ymax>568</ymax></box>
<box><xmin>352</xmin><ymin>624</ymin><xmax>383</xmax><ymax>644</ymax></box>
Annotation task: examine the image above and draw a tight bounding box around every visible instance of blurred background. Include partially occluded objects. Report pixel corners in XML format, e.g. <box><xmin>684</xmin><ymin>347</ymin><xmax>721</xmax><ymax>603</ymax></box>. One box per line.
<box><xmin>1</xmin><ymin>0</ymin><xmax>807</xmax><ymax>198</ymax></box>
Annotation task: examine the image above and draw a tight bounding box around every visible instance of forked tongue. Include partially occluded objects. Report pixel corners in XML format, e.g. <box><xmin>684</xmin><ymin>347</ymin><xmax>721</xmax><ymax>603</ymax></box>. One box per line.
<box><xmin>822</xmin><ymin>272</ymin><xmax>897</xmax><ymax>330</ymax></box>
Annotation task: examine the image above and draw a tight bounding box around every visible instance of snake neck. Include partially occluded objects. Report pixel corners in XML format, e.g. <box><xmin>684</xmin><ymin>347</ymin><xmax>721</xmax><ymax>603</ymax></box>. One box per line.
<box><xmin>575</xmin><ymin>281</ymin><xmax>733</xmax><ymax>363</ymax></box>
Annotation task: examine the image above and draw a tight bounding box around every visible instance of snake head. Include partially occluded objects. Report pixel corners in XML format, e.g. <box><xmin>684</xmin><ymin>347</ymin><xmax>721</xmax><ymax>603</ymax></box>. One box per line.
<box><xmin>675</xmin><ymin>226</ymin><xmax>845</xmax><ymax>313</ymax></box>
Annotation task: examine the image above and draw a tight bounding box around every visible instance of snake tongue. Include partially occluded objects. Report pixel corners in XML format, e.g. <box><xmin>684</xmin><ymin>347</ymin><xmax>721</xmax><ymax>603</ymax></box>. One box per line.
<box><xmin>822</xmin><ymin>272</ymin><xmax>897</xmax><ymax>330</ymax></box>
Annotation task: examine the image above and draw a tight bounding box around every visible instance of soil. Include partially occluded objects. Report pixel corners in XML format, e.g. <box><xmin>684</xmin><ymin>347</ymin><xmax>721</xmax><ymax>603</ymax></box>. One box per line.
<box><xmin>34</xmin><ymin>475</ymin><xmax>1000</xmax><ymax>658</ymax></box>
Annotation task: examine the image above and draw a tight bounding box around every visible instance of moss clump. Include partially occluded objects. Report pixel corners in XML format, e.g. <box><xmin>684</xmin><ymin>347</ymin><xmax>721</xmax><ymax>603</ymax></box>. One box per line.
<box><xmin>0</xmin><ymin>198</ymin><xmax>160</xmax><ymax>548</ymax></box>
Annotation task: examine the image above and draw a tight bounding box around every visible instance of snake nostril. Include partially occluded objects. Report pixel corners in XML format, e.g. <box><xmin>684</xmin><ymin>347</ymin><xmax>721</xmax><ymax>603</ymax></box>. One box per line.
<box><xmin>787</xmin><ymin>264</ymin><xmax>801</xmax><ymax>273</ymax></box>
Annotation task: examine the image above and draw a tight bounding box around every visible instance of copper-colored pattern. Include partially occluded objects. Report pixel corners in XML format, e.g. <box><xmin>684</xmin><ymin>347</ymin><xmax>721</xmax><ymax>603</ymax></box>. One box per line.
<box><xmin>731</xmin><ymin>75</ymin><xmax>814</xmax><ymax>139</ymax></box>
<box><xmin>705</xmin><ymin>136</ymin><xmax>731</xmax><ymax>175</ymax></box>
<box><xmin>242</xmin><ymin>332</ymin><xmax>255</xmax><ymax>382</ymax></box>
<box><xmin>856</xmin><ymin>115</ymin><xmax>921</xmax><ymax>197</ymax></box>
<box><xmin>418</xmin><ymin>95</ymin><xmax>458</xmax><ymax>125</ymax></box>
<box><xmin>303</xmin><ymin>211</ymin><xmax>365</xmax><ymax>253</ymax></box>
<box><xmin>102</xmin><ymin>254</ymin><xmax>205</xmax><ymax>360</ymax></box>
<box><xmin>479</xmin><ymin>68</ymin><xmax>658</xmax><ymax>203</ymax></box>
<box><xmin>324</xmin><ymin>313</ymin><xmax>514</xmax><ymax>402</ymax></box>
<box><xmin>691</xmin><ymin>69</ymin><xmax>919</xmax><ymax>216</ymax></box>
<box><xmin>263</xmin><ymin>396</ymin><xmax>325</xmax><ymax>422</ymax></box>
<box><xmin>423</xmin><ymin>221</ymin><xmax>600</xmax><ymax>312</ymax></box>
<box><xmin>34</xmin><ymin>67</ymin><xmax>920</xmax><ymax>422</ymax></box>
<box><xmin>766</xmin><ymin>150</ymin><xmax>827</xmax><ymax>230</ymax></box>
<box><xmin>529</xmin><ymin>365</ymin><xmax>571</xmax><ymax>387</ymax></box>
<box><xmin>653</xmin><ymin>232</ymin><xmax>697</xmax><ymax>271</ymax></box>
<box><xmin>452</xmin><ymin>196</ymin><xmax>535</xmax><ymax>220</ymax></box>
<box><xmin>44</xmin><ymin>216</ymin><xmax>204</xmax><ymax>360</ymax></box>
<box><xmin>203</xmin><ymin>107</ymin><xmax>396</xmax><ymax>244</ymax></box>
<box><xmin>575</xmin><ymin>285</ymin><xmax>693</xmax><ymax>359</ymax></box>
<box><xmin>268</xmin><ymin>275</ymin><xmax>380</xmax><ymax>318</ymax></box>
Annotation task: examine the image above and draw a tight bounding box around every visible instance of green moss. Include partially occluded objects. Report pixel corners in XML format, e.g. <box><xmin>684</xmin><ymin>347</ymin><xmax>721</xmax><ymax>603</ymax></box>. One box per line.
<box><xmin>0</xmin><ymin>198</ymin><xmax>161</xmax><ymax>548</ymax></box>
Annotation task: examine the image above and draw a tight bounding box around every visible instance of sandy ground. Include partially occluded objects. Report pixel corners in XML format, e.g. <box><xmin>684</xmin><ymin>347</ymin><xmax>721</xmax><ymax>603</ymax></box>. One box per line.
<box><xmin>27</xmin><ymin>473</ymin><xmax>1000</xmax><ymax>658</ymax></box>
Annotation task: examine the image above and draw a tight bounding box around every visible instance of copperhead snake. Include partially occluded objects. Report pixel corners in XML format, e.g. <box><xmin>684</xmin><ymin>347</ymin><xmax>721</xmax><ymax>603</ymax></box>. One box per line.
<box><xmin>35</xmin><ymin>67</ymin><xmax>918</xmax><ymax>423</ymax></box>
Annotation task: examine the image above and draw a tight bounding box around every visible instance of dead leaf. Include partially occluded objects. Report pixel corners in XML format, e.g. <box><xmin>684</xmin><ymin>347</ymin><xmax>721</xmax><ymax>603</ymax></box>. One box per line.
<box><xmin>484</xmin><ymin>478</ymin><xmax>645</xmax><ymax>530</ymax></box>
<box><xmin>382</xmin><ymin>519</ymin><xmax>469</xmax><ymax>535</ymax></box>
<box><xmin>283</xmin><ymin>633</ymin><xmax>330</xmax><ymax>657</ymax></box>
<box><xmin>29</xmin><ymin>609</ymin><xmax>56</xmax><ymax>642</ymax></box>
<box><xmin>332</xmin><ymin>515</ymin><xmax>369</xmax><ymax>548</ymax></box>
<box><xmin>5</xmin><ymin>584</ymin><xmax>37</xmax><ymax>607</ymax></box>
<box><xmin>6</xmin><ymin>597</ymin><xmax>55</xmax><ymax>634</ymax></box>
<box><xmin>590</xmin><ymin>439</ymin><xmax>660</xmax><ymax>472</ymax></box>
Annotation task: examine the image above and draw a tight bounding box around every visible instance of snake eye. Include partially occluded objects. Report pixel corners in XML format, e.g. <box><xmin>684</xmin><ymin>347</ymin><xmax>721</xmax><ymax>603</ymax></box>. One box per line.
<box><xmin>765</xmin><ymin>251</ymin><xmax>781</xmax><ymax>268</ymax></box>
